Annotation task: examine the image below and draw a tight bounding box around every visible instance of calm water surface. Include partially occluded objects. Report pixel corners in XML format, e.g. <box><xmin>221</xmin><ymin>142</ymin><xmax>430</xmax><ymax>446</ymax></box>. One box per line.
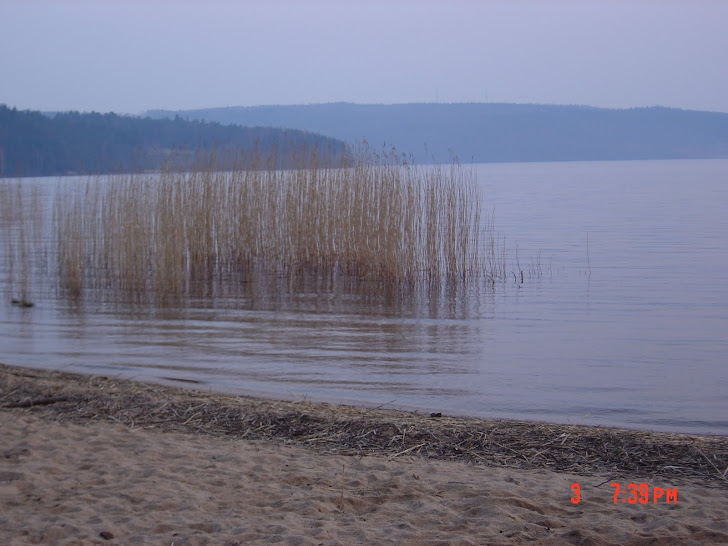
<box><xmin>2</xmin><ymin>160</ymin><xmax>727</xmax><ymax>435</ymax></box>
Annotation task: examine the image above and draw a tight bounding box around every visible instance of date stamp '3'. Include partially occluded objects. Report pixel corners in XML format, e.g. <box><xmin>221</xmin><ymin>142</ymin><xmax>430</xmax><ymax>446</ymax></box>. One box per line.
<box><xmin>571</xmin><ymin>483</ymin><xmax>678</xmax><ymax>505</ymax></box>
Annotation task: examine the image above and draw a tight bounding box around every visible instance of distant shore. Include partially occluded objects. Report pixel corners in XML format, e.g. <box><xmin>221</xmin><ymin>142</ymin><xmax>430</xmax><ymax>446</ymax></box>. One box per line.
<box><xmin>1</xmin><ymin>362</ymin><xmax>727</xmax><ymax>544</ymax></box>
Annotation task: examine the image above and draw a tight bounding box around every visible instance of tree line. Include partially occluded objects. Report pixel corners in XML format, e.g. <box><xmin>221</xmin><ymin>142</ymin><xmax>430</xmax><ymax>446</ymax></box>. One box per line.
<box><xmin>147</xmin><ymin>102</ymin><xmax>728</xmax><ymax>164</ymax></box>
<box><xmin>0</xmin><ymin>105</ymin><xmax>347</xmax><ymax>177</ymax></box>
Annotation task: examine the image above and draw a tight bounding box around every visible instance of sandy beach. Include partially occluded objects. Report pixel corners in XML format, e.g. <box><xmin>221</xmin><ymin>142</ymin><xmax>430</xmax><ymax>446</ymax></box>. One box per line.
<box><xmin>1</xmin><ymin>363</ymin><xmax>726</xmax><ymax>545</ymax></box>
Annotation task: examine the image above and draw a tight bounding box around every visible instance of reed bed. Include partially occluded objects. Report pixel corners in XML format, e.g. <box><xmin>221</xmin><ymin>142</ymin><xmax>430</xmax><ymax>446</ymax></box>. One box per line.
<box><xmin>43</xmin><ymin>146</ymin><xmax>514</xmax><ymax>305</ymax></box>
<box><xmin>0</xmin><ymin>181</ymin><xmax>43</xmax><ymax>306</ymax></box>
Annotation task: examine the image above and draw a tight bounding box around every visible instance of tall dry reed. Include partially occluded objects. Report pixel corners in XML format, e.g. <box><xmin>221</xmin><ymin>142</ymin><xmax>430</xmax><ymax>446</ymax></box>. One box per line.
<box><xmin>39</xmin><ymin>145</ymin><xmax>514</xmax><ymax>304</ymax></box>
<box><xmin>0</xmin><ymin>181</ymin><xmax>43</xmax><ymax>305</ymax></box>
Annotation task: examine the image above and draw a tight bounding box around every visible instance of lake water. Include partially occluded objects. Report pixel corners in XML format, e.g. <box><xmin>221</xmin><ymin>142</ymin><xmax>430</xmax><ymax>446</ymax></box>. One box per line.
<box><xmin>1</xmin><ymin>159</ymin><xmax>727</xmax><ymax>435</ymax></box>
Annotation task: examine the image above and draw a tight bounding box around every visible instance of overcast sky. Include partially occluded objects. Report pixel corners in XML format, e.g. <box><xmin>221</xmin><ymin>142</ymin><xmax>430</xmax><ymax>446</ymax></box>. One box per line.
<box><xmin>1</xmin><ymin>0</ymin><xmax>727</xmax><ymax>115</ymax></box>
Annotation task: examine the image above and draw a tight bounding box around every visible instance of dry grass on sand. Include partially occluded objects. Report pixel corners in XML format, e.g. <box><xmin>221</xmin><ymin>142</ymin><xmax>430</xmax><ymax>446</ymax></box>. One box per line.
<box><xmin>1</xmin><ymin>363</ymin><xmax>727</xmax><ymax>545</ymax></box>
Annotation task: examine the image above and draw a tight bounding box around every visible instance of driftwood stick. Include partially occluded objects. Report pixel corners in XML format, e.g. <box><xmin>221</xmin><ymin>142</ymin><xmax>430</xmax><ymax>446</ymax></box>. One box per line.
<box><xmin>2</xmin><ymin>396</ymin><xmax>72</xmax><ymax>409</ymax></box>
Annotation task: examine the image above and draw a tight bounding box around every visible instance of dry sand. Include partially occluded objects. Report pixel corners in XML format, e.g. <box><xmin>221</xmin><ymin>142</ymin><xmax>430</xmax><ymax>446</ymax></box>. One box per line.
<box><xmin>1</xmin><ymin>364</ymin><xmax>727</xmax><ymax>545</ymax></box>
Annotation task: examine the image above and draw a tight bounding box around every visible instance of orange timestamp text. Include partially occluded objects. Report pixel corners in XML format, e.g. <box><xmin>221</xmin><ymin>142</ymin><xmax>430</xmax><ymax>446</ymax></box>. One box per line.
<box><xmin>570</xmin><ymin>483</ymin><xmax>677</xmax><ymax>505</ymax></box>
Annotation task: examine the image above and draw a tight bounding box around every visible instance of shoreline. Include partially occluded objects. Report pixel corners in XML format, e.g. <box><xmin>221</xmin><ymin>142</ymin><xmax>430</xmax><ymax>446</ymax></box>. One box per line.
<box><xmin>2</xmin><ymin>362</ymin><xmax>727</xmax><ymax>487</ymax></box>
<box><xmin>2</xmin><ymin>362</ymin><xmax>728</xmax><ymax>544</ymax></box>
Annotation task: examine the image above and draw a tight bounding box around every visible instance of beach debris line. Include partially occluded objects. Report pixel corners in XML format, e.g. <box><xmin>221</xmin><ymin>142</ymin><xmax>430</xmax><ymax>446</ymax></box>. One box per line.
<box><xmin>1</xmin><ymin>363</ymin><xmax>726</xmax><ymax>488</ymax></box>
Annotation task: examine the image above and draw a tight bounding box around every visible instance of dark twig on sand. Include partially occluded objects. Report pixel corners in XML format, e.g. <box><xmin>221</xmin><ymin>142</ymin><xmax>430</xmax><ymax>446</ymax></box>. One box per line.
<box><xmin>2</xmin><ymin>395</ymin><xmax>72</xmax><ymax>409</ymax></box>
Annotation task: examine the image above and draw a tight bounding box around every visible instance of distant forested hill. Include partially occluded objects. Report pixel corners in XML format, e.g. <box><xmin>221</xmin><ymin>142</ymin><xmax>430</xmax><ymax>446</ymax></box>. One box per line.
<box><xmin>0</xmin><ymin>105</ymin><xmax>346</xmax><ymax>177</ymax></box>
<box><xmin>146</xmin><ymin>103</ymin><xmax>728</xmax><ymax>164</ymax></box>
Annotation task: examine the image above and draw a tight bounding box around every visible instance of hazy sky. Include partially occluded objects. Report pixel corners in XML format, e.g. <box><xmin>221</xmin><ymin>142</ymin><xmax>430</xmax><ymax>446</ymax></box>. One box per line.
<box><xmin>2</xmin><ymin>0</ymin><xmax>727</xmax><ymax>114</ymax></box>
